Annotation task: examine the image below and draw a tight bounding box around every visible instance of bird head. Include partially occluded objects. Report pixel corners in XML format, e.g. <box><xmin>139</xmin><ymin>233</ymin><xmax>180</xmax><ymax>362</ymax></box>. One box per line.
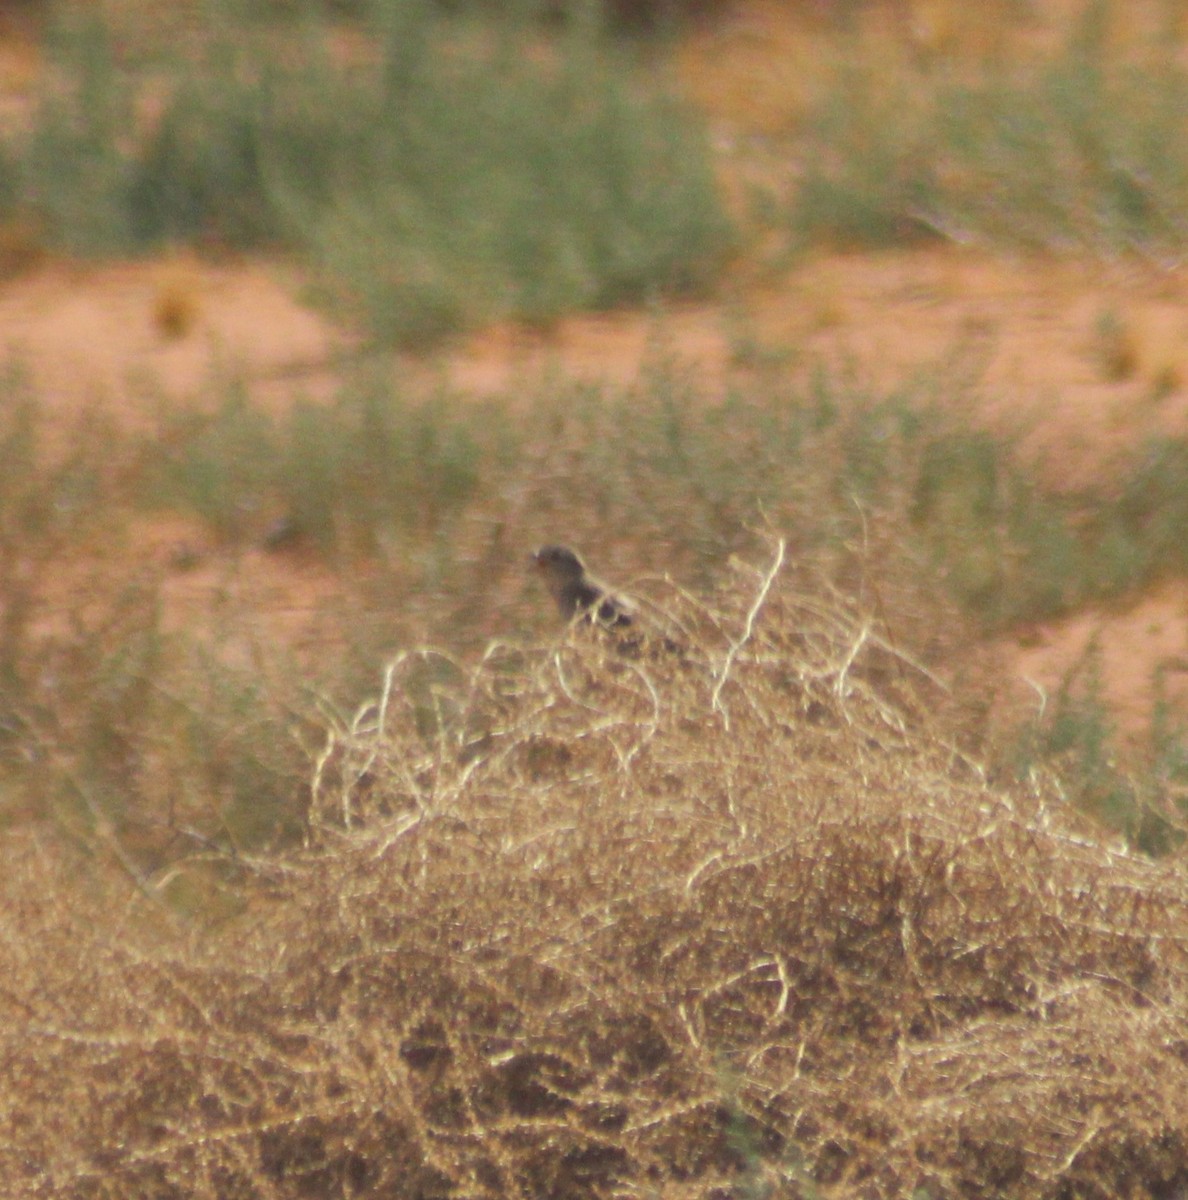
<box><xmin>532</xmin><ymin>544</ymin><xmax>586</xmax><ymax>582</ymax></box>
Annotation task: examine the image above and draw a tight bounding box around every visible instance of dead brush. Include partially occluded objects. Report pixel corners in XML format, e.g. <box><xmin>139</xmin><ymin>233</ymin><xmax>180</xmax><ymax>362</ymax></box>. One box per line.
<box><xmin>308</xmin><ymin>538</ymin><xmax>946</xmax><ymax>836</ymax></box>
<box><xmin>4</xmin><ymin>540</ymin><xmax>1188</xmax><ymax>1200</ymax></box>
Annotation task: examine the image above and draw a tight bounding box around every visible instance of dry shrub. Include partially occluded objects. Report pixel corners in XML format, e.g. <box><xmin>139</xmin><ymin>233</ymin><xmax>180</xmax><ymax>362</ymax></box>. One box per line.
<box><xmin>3</xmin><ymin>543</ymin><xmax>1188</xmax><ymax>1199</ymax></box>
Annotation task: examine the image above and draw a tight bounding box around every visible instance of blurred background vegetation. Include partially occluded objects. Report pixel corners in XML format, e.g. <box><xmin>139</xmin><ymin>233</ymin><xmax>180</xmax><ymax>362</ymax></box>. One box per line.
<box><xmin>0</xmin><ymin>0</ymin><xmax>1186</xmax><ymax>874</ymax></box>
<box><xmin>3</xmin><ymin>5</ymin><xmax>1188</xmax><ymax>1196</ymax></box>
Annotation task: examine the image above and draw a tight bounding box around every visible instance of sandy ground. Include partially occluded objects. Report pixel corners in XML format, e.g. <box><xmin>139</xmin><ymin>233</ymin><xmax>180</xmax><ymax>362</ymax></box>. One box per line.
<box><xmin>4</xmin><ymin>231</ymin><xmax>1188</xmax><ymax>743</ymax></box>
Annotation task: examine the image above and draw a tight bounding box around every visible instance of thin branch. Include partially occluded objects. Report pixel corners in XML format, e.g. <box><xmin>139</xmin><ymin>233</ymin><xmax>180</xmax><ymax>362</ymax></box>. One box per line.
<box><xmin>711</xmin><ymin>537</ymin><xmax>786</xmax><ymax>725</ymax></box>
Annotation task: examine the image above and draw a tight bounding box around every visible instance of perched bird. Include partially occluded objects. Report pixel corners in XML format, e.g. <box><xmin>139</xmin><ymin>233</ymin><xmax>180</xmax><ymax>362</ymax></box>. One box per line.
<box><xmin>532</xmin><ymin>545</ymin><xmax>634</xmax><ymax>629</ymax></box>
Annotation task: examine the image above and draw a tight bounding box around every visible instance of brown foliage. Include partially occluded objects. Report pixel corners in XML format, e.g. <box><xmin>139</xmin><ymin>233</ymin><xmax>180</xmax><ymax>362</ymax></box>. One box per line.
<box><xmin>3</xmin><ymin>547</ymin><xmax>1187</xmax><ymax>1199</ymax></box>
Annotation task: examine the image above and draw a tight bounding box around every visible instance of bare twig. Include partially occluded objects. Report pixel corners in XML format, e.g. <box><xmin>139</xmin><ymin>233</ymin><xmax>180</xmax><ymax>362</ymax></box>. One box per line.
<box><xmin>711</xmin><ymin>536</ymin><xmax>786</xmax><ymax>725</ymax></box>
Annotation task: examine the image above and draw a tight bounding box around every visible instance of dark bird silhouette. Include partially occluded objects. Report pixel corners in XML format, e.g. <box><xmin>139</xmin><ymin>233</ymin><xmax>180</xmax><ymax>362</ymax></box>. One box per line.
<box><xmin>532</xmin><ymin>545</ymin><xmax>634</xmax><ymax>629</ymax></box>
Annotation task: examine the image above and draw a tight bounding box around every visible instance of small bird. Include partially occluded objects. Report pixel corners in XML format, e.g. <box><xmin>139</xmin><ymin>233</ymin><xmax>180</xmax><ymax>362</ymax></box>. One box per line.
<box><xmin>532</xmin><ymin>545</ymin><xmax>634</xmax><ymax>629</ymax></box>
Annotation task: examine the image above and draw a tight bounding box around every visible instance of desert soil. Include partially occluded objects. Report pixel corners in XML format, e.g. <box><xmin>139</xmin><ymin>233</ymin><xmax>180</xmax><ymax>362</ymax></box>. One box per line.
<box><xmin>4</xmin><ymin>244</ymin><xmax>1187</xmax><ymax>740</ymax></box>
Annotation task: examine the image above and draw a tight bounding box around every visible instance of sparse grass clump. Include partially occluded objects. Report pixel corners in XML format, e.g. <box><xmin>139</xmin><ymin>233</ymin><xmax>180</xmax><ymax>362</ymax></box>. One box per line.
<box><xmin>790</xmin><ymin>2</ymin><xmax>1188</xmax><ymax>256</ymax></box>
<box><xmin>146</xmin><ymin>372</ymin><xmax>483</xmax><ymax>554</ymax></box>
<box><xmin>5</xmin><ymin>0</ymin><xmax>731</xmax><ymax>344</ymax></box>
<box><xmin>0</xmin><ymin>368</ymin><xmax>312</xmax><ymax>876</ymax></box>
<box><xmin>2</xmin><ymin>565</ymin><xmax>311</xmax><ymax>881</ymax></box>
<box><xmin>1009</xmin><ymin>639</ymin><xmax>1188</xmax><ymax>856</ymax></box>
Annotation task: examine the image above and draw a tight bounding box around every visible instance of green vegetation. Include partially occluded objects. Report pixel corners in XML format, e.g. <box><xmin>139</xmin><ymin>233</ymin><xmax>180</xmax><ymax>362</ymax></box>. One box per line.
<box><xmin>33</xmin><ymin>0</ymin><xmax>1188</xmax><ymax>278</ymax></box>
<box><xmin>791</xmin><ymin>2</ymin><xmax>1188</xmax><ymax>254</ymax></box>
<box><xmin>1009</xmin><ymin>638</ymin><xmax>1188</xmax><ymax>855</ymax></box>
<box><xmin>4</xmin><ymin>0</ymin><xmax>730</xmax><ymax>343</ymax></box>
<box><xmin>3</xmin><ymin>355</ymin><xmax>1186</xmax><ymax>862</ymax></box>
<box><xmin>147</xmin><ymin>373</ymin><xmax>482</xmax><ymax>553</ymax></box>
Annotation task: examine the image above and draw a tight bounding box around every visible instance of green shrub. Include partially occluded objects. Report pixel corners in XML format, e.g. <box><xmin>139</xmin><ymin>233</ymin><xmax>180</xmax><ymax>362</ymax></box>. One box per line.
<box><xmin>149</xmin><ymin>370</ymin><xmax>483</xmax><ymax>555</ymax></box>
<box><xmin>792</xmin><ymin>2</ymin><xmax>1188</xmax><ymax>254</ymax></box>
<box><xmin>1011</xmin><ymin>640</ymin><xmax>1188</xmax><ymax>855</ymax></box>
<box><xmin>9</xmin><ymin>0</ymin><xmax>731</xmax><ymax>340</ymax></box>
<box><xmin>146</xmin><ymin>362</ymin><xmax>1188</xmax><ymax>629</ymax></box>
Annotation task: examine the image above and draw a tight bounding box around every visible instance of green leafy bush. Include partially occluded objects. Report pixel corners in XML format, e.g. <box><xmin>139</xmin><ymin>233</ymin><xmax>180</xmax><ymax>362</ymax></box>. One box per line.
<box><xmin>6</xmin><ymin>0</ymin><xmax>731</xmax><ymax>341</ymax></box>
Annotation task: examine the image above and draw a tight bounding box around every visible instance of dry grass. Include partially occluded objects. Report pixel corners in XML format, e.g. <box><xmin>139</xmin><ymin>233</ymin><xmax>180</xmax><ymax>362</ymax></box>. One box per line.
<box><xmin>3</xmin><ymin>543</ymin><xmax>1187</xmax><ymax>1199</ymax></box>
